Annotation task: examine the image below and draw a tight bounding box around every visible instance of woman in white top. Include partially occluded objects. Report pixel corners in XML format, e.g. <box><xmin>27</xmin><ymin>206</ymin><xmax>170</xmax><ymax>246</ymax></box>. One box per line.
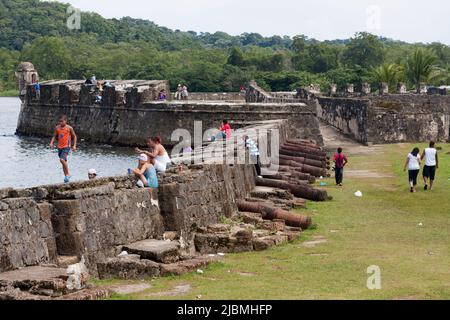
<box><xmin>403</xmin><ymin>147</ymin><xmax>421</xmax><ymax>193</ymax></box>
<box><xmin>136</xmin><ymin>136</ymin><xmax>172</xmax><ymax>173</ymax></box>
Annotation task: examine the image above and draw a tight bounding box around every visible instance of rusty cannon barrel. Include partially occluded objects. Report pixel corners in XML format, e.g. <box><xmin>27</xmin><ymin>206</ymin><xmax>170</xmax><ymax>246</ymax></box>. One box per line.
<box><xmin>280</xmin><ymin>148</ymin><xmax>327</xmax><ymax>162</ymax></box>
<box><xmin>285</xmin><ymin>140</ymin><xmax>323</xmax><ymax>150</ymax></box>
<box><xmin>278</xmin><ymin>160</ymin><xmax>327</xmax><ymax>177</ymax></box>
<box><xmin>279</xmin><ymin>155</ymin><xmax>328</xmax><ymax>169</ymax></box>
<box><xmin>236</xmin><ymin>200</ymin><xmax>312</xmax><ymax>230</ymax></box>
<box><xmin>262</xmin><ymin>173</ymin><xmax>309</xmax><ymax>185</ymax></box>
<box><xmin>283</xmin><ymin>140</ymin><xmax>324</xmax><ymax>150</ymax></box>
<box><xmin>281</xmin><ymin>144</ymin><xmax>327</xmax><ymax>157</ymax></box>
<box><xmin>255</xmin><ymin>177</ymin><xmax>330</xmax><ymax>201</ymax></box>
<box><xmin>263</xmin><ymin>207</ymin><xmax>312</xmax><ymax>230</ymax></box>
<box><xmin>277</xmin><ymin>167</ymin><xmax>316</xmax><ymax>184</ymax></box>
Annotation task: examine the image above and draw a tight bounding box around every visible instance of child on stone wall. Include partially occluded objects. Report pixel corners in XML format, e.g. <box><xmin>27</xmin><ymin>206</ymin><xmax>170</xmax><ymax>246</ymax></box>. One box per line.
<box><xmin>50</xmin><ymin>115</ymin><xmax>77</xmax><ymax>184</ymax></box>
<box><xmin>133</xmin><ymin>154</ymin><xmax>158</xmax><ymax>188</ymax></box>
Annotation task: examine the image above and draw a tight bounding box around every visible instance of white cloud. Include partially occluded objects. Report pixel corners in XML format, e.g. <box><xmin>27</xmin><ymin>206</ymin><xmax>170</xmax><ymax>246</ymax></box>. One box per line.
<box><xmin>60</xmin><ymin>0</ymin><xmax>450</xmax><ymax>44</ymax></box>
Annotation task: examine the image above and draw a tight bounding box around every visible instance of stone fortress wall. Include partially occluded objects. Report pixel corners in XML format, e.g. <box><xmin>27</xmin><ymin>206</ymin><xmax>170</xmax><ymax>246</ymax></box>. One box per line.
<box><xmin>16</xmin><ymin>79</ymin><xmax>323</xmax><ymax>146</ymax></box>
<box><xmin>316</xmin><ymin>94</ymin><xmax>450</xmax><ymax>144</ymax></box>
<box><xmin>244</xmin><ymin>81</ymin><xmax>450</xmax><ymax>144</ymax></box>
<box><xmin>0</xmin><ymin>163</ymin><xmax>256</xmax><ymax>276</ymax></box>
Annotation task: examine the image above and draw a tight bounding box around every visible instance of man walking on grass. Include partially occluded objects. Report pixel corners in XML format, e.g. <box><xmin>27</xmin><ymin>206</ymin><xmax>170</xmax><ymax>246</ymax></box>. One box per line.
<box><xmin>334</xmin><ymin>147</ymin><xmax>348</xmax><ymax>187</ymax></box>
<box><xmin>421</xmin><ymin>141</ymin><xmax>439</xmax><ymax>191</ymax></box>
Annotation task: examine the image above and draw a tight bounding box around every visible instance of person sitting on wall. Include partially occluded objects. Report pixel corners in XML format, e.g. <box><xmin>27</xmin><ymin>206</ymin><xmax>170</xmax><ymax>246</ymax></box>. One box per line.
<box><xmin>103</xmin><ymin>81</ymin><xmax>114</xmax><ymax>88</ymax></box>
<box><xmin>210</xmin><ymin>120</ymin><xmax>232</xmax><ymax>142</ymax></box>
<box><xmin>158</xmin><ymin>89</ymin><xmax>167</xmax><ymax>101</ymax></box>
<box><xmin>133</xmin><ymin>154</ymin><xmax>159</xmax><ymax>188</ymax></box>
<box><xmin>181</xmin><ymin>85</ymin><xmax>189</xmax><ymax>100</ymax></box>
<box><xmin>220</xmin><ymin>120</ymin><xmax>232</xmax><ymax>140</ymax></box>
<box><xmin>94</xmin><ymin>92</ymin><xmax>102</xmax><ymax>104</ymax></box>
<box><xmin>33</xmin><ymin>82</ymin><xmax>41</xmax><ymax>100</ymax></box>
<box><xmin>88</xmin><ymin>168</ymin><xmax>97</xmax><ymax>180</ymax></box>
<box><xmin>175</xmin><ymin>84</ymin><xmax>183</xmax><ymax>100</ymax></box>
<box><xmin>135</xmin><ymin>136</ymin><xmax>172</xmax><ymax>173</ymax></box>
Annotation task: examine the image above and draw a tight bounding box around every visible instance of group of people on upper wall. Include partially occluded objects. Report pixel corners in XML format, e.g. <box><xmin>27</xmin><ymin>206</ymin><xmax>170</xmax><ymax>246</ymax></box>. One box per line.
<box><xmin>31</xmin><ymin>77</ymin><xmax>190</xmax><ymax>104</ymax></box>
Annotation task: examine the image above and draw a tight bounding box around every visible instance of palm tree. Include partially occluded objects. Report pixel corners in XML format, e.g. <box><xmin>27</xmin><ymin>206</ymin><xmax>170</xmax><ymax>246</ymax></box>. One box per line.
<box><xmin>405</xmin><ymin>48</ymin><xmax>440</xmax><ymax>93</ymax></box>
<box><xmin>372</xmin><ymin>63</ymin><xmax>402</xmax><ymax>91</ymax></box>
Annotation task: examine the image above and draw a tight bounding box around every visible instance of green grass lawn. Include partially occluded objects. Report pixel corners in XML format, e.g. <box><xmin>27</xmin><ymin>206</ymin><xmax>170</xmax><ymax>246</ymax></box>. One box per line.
<box><xmin>99</xmin><ymin>143</ymin><xmax>450</xmax><ymax>300</ymax></box>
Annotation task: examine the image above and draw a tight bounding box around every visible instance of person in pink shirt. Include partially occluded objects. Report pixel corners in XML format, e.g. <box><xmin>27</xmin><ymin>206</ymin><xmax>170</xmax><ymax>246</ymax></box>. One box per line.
<box><xmin>220</xmin><ymin>120</ymin><xmax>232</xmax><ymax>140</ymax></box>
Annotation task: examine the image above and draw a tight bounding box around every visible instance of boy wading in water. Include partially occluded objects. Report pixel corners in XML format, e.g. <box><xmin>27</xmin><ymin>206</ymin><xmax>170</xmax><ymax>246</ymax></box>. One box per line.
<box><xmin>421</xmin><ymin>141</ymin><xmax>439</xmax><ymax>191</ymax></box>
<box><xmin>333</xmin><ymin>147</ymin><xmax>348</xmax><ymax>187</ymax></box>
<box><xmin>50</xmin><ymin>115</ymin><xmax>77</xmax><ymax>183</ymax></box>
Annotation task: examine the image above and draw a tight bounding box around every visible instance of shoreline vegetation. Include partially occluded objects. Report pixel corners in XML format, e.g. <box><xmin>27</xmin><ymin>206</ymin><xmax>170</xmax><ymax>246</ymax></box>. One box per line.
<box><xmin>0</xmin><ymin>90</ymin><xmax>19</xmax><ymax>97</ymax></box>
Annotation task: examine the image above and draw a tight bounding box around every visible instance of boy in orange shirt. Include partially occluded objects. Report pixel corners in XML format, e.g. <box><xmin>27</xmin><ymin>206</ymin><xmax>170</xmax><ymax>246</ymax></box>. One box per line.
<box><xmin>50</xmin><ymin>115</ymin><xmax>77</xmax><ymax>183</ymax></box>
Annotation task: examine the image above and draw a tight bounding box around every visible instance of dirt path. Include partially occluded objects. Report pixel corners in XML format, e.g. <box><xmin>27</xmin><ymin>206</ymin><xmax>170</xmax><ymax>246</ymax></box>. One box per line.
<box><xmin>319</xmin><ymin>123</ymin><xmax>394</xmax><ymax>179</ymax></box>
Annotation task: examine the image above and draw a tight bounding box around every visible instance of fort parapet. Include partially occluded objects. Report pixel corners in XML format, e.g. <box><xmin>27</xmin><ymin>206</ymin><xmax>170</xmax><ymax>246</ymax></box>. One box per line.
<box><xmin>316</xmin><ymin>94</ymin><xmax>450</xmax><ymax>144</ymax></box>
<box><xmin>16</xmin><ymin>80</ymin><xmax>323</xmax><ymax>146</ymax></box>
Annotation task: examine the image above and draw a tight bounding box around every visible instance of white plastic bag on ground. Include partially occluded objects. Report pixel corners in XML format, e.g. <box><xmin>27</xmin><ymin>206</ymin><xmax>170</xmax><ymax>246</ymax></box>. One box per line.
<box><xmin>354</xmin><ymin>191</ymin><xmax>363</xmax><ymax>197</ymax></box>
<box><xmin>66</xmin><ymin>256</ymin><xmax>89</xmax><ymax>291</ymax></box>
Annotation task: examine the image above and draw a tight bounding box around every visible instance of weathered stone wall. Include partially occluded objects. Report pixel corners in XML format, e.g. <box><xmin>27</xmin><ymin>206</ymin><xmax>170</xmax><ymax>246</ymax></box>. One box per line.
<box><xmin>368</xmin><ymin>95</ymin><xmax>450</xmax><ymax>143</ymax></box>
<box><xmin>316</xmin><ymin>95</ymin><xmax>450</xmax><ymax>144</ymax></box>
<box><xmin>159</xmin><ymin>164</ymin><xmax>255</xmax><ymax>255</ymax></box>
<box><xmin>0</xmin><ymin>195</ymin><xmax>57</xmax><ymax>273</ymax></box>
<box><xmin>316</xmin><ymin>97</ymin><xmax>370</xmax><ymax>144</ymax></box>
<box><xmin>0</xmin><ymin>163</ymin><xmax>256</xmax><ymax>275</ymax></box>
<box><xmin>17</xmin><ymin>101</ymin><xmax>322</xmax><ymax>146</ymax></box>
<box><xmin>51</xmin><ymin>185</ymin><xmax>164</xmax><ymax>274</ymax></box>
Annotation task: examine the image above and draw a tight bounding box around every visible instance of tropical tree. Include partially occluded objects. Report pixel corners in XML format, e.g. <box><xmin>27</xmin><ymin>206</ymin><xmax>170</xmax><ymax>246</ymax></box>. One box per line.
<box><xmin>343</xmin><ymin>32</ymin><xmax>385</xmax><ymax>68</ymax></box>
<box><xmin>227</xmin><ymin>47</ymin><xmax>245</xmax><ymax>66</ymax></box>
<box><xmin>405</xmin><ymin>48</ymin><xmax>440</xmax><ymax>92</ymax></box>
<box><xmin>372</xmin><ymin>63</ymin><xmax>402</xmax><ymax>91</ymax></box>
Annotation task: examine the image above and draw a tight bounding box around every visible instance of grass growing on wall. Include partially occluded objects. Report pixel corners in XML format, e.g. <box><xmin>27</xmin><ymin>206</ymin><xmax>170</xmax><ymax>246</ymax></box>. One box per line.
<box><xmin>96</xmin><ymin>143</ymin><xmax>450</xmax><ymax>300</ymax></box>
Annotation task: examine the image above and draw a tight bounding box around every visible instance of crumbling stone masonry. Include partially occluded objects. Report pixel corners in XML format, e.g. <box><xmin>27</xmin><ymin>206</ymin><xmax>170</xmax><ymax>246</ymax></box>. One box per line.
<box><xmin>0</xmin><ymin>163</ymin><xmax>257</xmax><ymax>276</ymax></box>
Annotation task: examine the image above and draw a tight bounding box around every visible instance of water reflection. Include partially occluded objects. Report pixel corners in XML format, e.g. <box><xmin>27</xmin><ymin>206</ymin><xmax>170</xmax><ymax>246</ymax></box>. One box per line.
<box><xmin>0</xmin><ymin>98</ymin><xmax>137</xmax><ymax>188</ymax></box>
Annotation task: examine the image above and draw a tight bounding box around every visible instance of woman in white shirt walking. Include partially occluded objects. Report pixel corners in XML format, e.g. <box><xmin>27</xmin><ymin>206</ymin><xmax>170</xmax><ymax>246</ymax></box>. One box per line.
<box><xmin>403</xmin><ymin>147</ymin><xmax>421</xmax><ymax>193</ymax></box>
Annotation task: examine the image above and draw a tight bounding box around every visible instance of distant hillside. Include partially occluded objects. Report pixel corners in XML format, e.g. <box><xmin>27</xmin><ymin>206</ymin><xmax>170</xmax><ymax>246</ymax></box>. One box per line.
<box><xmin>0</xmin><ymin>0</ymin><xmax>448</xmax><ymax>93</ymax></box>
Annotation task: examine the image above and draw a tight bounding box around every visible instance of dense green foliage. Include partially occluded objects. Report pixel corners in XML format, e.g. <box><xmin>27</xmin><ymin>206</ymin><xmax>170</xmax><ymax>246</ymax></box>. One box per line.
<box><xmin>0</xmin><ymin>0</ymin><xmax>449</xmax><ymax>92</ymax></box>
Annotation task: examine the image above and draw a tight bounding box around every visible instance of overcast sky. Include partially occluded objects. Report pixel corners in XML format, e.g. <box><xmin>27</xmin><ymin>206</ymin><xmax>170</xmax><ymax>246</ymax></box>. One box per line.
<box><xmin>58</xmin><ymin>0</ymin><xmax>450</xmax><ymax>44</ymax></box>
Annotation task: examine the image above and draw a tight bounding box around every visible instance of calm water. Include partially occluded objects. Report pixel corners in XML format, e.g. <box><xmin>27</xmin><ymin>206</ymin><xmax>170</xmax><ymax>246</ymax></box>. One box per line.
<box><xmin>0</xmin><ymin>98</ymin><xmax>137</xmax><ymax>189</ymax></box>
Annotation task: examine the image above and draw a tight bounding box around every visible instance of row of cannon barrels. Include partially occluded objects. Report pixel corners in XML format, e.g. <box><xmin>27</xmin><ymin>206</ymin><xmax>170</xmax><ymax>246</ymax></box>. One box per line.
<box><xmin>256</xmin><ymin>177</ymin><xmax>330</xmax><ymax>202</ymax></box>
<box><xmin>236</xmin><ymin>200</ymin><xmax>312</xmax><ymax>230</ymax></box>
<box><xmin>260</xmin><ymin>139</ymin><xmax>331</xmax><ymax>201</ymax></box>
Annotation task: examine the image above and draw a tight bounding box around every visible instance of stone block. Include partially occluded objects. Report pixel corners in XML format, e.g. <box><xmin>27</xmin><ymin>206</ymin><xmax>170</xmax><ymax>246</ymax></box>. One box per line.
<box><xmin>0</xmin><ymin>188</ymin><xmax>12</xmax><ymax>200</ymax></box>
<box><xmin>240</xmin><ymin>212</ymin><xmax>264</xmax><ymax>225</ymax></box>
<box><xmin>37</xmin><ymin>203</ymin><xmax>52</xmax><ymax>222</ymax></box>
<box><xmin>253</xmin><ymin>234</ymin><xmax>289</xmax><ymax>251</ymax></box>
<box><xmin>122</xmin><ymin>240</ymin><xmax>180</xmax><ymax>264</ymax></box>
<box><xmin>160</xmin><ymin>255</ymin><xmax>223</xmax><ymax>277</ymax></box>
<box><xmin>97</xmin><ymin>255</ymin><xmax>160</xmax><ymax>280</ymax></box>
